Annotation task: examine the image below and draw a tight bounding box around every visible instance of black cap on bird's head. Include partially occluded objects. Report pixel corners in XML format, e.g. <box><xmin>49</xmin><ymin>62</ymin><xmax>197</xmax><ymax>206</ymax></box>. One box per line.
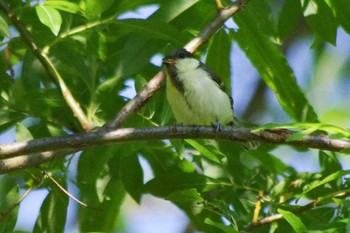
<box><xmin>162</xmin><ymin>48</ymin><xmax>193</xmax><ymax>65</ymax></box>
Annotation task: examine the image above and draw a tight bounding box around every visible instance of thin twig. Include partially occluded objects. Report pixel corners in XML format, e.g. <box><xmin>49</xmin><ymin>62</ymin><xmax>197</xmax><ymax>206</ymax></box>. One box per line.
<box><xmin>104</xmin><ymin>1</ymin><xmax>246</xmax><ymax>129</ymax></box>
<box><xmin>0</xmin><ymin>186</ymin><xmax>32</xmax><ymax>221</ymax></box>
<box><xmin>0</xmin><ymin>1</ymin><xmax>94</xmax><ymax>131</ymax></box>
<box><xmin>40</xmin><ymin>168</ymin><xmax>89</xmax><ymax>207</ymax></box>
<box><xmin>1</xmin><ymin>126</ymin><xmax>350</xmax><ymax>173</ymax></box>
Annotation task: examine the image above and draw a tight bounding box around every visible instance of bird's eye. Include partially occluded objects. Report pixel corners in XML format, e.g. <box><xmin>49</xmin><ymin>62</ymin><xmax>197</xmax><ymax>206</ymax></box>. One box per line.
<box><xmin>179</xmin><ymin>53</ymin><xmax>185</xmax><ymax>58</ymax></box>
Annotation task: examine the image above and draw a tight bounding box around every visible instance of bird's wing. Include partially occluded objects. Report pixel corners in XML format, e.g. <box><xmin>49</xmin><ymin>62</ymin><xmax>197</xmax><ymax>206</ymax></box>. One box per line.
<box><xmin>199</xmin><ymin>62</ymin><xmax>234</xmax><ymax>108</ymax></box>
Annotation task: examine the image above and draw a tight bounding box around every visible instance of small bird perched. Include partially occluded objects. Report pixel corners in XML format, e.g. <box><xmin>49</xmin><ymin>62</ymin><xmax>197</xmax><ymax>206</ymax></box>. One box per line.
<box><xmin>162</xmin><ymin>48</ymin><xmax>257</xmax><ymax>150</ymax></box>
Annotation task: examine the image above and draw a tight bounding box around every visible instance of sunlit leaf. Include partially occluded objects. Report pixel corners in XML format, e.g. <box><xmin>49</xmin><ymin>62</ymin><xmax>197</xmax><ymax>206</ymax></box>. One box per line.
<box><xmin>0</xmin><ymin>15</ymin><xmax>10</xmax><ymax>38</ymax></box>
<box><xmin>35</xmin><ymin>5</ymin><xmax>62</xmax><ymax>36</ymax></box>
<box><xmin>43</xmin><ymin>0</ymin><xmax>84</xmax><ymax>15</ymax></box>
<box><xmin>186</xmin><ymin>139</ymin><xmax>223</xmax><ymax>164</ymax></box>
<box><xmin>166</xmin><ymin>188</ymin><xmax>203</xmax><ymax>205</ymax></box>
<box><xmin>85</xmin><ymin>0</ymin><xmax>114</xmax><ymax>19</ymax></box>
<box><xmin>302</xmin><ymin>169</ymin><xmax>350</xmax><ymax>196</ymax></box>
<box><xmin>150</xmin><ymin>0</ymin><xmax>200</xmax><ymax>22</ymax></box>
<box><xmin>15</xmin><ymin>123</ymin><xmax>33</xmax><ymax>142</ymax></box>
<box><xmin>278</xmin><ymin>209</ymin><xmax>307</xmax><ymax>232</ymax></box>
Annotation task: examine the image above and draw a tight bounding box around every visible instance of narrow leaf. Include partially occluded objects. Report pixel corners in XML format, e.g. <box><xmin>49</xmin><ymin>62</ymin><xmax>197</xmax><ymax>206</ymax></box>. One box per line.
<box><xmin>113</xmin><ymin>19</ymin><xmax>188</xmax><ymax>44</ymax></box>
<box><xmin>302</xmin><ymin>0</ymin><xmax>337</xmax><ymax>45</ymax></box>
<box><xmin>278</xmin><ymin>0</ymin><xmax>303</xmax><ymax>40</ymax></box>
<box><xmin>278</xmin><ymin>209</ymin><xmax>307</xmax><ymax>232</ymax></box>
<box><xmin>43</xmin><ymin>0</ymin><xmax>83</xmax><ymax>15</ymax></box>
<box><xmin>0</xmin><ymin>178</ymin><xmax>19</xmax><ymax>233</ymax></box>
<box><xmin>204</xmin><ymin>218</ymin><xmax>239</xmax><ymax>233</ymax></box>
<box><xmin>325</xmin><ymin>0</ymin><xmax>350</xmax><ymax>33</ymax></box>
<box><xmin>302</xmin><ymin>169</ymin><xmax>350</xmax><ymax>195</ymax></box>
<box><xmin>121</xmin><ymin>154</ymin><xmax>144</xmax><ymax>203</ymax></box>
<box><xmin>33</xmin><ymin>189</ymin><xmax>68</xmax><ymax>233</ymax></box>
<box><xmin>0</xmin><ymin>15</ymin><xmax>10</xmax><ymax>38</ymax></box>
<box><xmin>151</xmin><ymin>0</ymin><xmax>200</xmax><ymax>22</ymax></box>
<box><xmin>234</xmin><ymin>5</ymin><xmax>318</xmax><ymax>122</ymax></box>
<box><xmin>186</xmin><ymin>139</ymin><xmax>222</xmax><ymax>164</ymax></box>
<box><xmin>0</xmin><ymin>109</ymin><xmax>26</xmax><ymax>133</ymax></box>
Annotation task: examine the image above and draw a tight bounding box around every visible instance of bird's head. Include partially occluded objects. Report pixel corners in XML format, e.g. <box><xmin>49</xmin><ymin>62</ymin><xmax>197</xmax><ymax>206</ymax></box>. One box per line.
<box><xmin>162</xmin><ymin>48</ymin><xmax>200</xmax><ymax>73</ymax></box>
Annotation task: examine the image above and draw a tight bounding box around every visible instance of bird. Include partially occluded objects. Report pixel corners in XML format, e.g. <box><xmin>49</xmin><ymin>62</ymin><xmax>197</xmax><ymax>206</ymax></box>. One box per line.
<box><xmin>162</xmin><ymin>48</ymin><xmax>258</xmax><ymax>150</ymax></box>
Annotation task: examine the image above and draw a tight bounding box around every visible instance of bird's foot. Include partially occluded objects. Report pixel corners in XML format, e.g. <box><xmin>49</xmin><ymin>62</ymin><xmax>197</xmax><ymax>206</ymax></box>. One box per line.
<box><xmin>211</xmin><ymin>121</ymin><xmax>222</xmax><ymax>132</ymax></box>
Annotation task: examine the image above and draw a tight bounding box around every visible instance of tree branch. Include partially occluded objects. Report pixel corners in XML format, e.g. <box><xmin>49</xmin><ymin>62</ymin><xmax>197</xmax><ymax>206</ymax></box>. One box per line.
<box><xmin>0</xmin><ymin>1</ymin><xmax>94</xmax><ymax>131</ymax></box>
<box><xmin>103</xmin><ymin>1</ymin><xmax>247</xmax><ymax>129</ymax></box>
<box><xmin>1</xmin><ymin>126</ymin><xmax>350</xmax><ymax>173</ymax></box>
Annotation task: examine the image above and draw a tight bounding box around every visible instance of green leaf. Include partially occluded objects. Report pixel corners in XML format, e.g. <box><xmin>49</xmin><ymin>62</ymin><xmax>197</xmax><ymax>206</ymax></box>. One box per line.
<box><xmin>144</xmin><ymin>171</ymin><xmax>207</xmax><ymax>197</ymax></box>
<box><xmin>112</xmin><ymin>19</ymin><xmax>189</xmax><ymax>44</ymax></box>
<box><xmin>35</xmin><ymin>5</ymin><xmax>62</xmax><ymax>36</ymax></box>
<box><xmin>33</xmin><ymin>188</ymin><xmax>68</xmax><ymax>233</ymax></box>
<box><xmin>325</xmin><ymin>0</ymin><xmax>350</xmax><ymax>33</ymax></box>
<box><xmin>206</xmin><ymin>29</ymin><xmax>232</xmax><ymax>94</ymax></box>
<box><xmin>77</xmin><ymin>146</ymin><xmax>126</xmax><ymax>232</ymax></box>
<box><xmin>277</xmin><ymin>0</ymin><xmax>302</xmax><ymax>40</ymax></box>
<box><xmin>42</xmin><ymin>0</ymin><xmax>84</xmax><ymax>15</ymax></box>
<box><xmin>0</xmin><ymin>177</ymin><xmax>19</xmax><ymax>233</ymax></box>
<box><xmin>86</xmin><ymin>0</ymin><xmax>114</xmax><ymax>19</ymax></box>
<box><xmin>177</xmin><ymin>158</ymin><xmax>196</xmax><ymax>173</ymax></box>
<box><xmin>302</xmin><ymin>169</ymin><xmax>350</xmax><ymax>196</ymax></box>
<box><xmin>166</xmin><ymin>188</ymin><xmax>203</xmax><ymax>205</ymax></box>
<box><xmin>278</xmin><ymin>209</ymin><xmax>307</xmax><ymax>232</ymax></box>
<box><xmin>185</xmin><ymin>139</ymin><xmax>223</xmax><ymax>164</ymax></box>
<box><xmin>15</xmin><ymin>123</ymin><xmax>33</xmax><ymax>142</ymax></box>
<box><xmin>115</xmin><ymin>0</ymin><xmax>158</xmax><ymax>16</ymax></box>
<box><xmin>0</xmin><ymin>109</ymin><xmax>26</xmax><ymax>133</ymax></box>
<box><xmin>319</xmin><ymin>151</ymin><xmax>342</xmax><ymax>176</ymax></box>
<box><xmin>204</xmin><ymin>218</ymin><xmax>239</xmax><ymax>233</ymax></box>
<box><xmin>121</xmin><ymin>154</ymin><xmax>144</xmax><ymax>203</ymax></box>
<box><xmin>150</xmin><ymin>0</ymin><xmax>200</xmax><ymax>22</ymax></box>
<box><xmin>234</xmin><ymin>4</ymin><xmax>318</xmax><ymax>122</ymax></box>
<box><xmin>0</xmin><ymin>15</ymin><xmax>10</xmax><ymax>38</ymax></box>
<box><xmin>302</xmin><ymin>0</ymin><xmax>338</xmax><ymax>45</ymax></box>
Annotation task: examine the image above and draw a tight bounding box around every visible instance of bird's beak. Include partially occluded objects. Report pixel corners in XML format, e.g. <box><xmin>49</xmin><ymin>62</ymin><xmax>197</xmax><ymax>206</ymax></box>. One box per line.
<box><xmin>162</xmin><ymin>58</ymin><xmax>177</xmax><ymax>65</ymax></box>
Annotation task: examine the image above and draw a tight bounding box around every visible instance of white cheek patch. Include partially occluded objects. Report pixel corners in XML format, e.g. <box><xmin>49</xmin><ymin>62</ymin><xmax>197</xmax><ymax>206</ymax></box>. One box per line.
<box><xmin>176</xmin><ymin>58</ymin><xmax>200</xmax><ymax>74</ymax></box>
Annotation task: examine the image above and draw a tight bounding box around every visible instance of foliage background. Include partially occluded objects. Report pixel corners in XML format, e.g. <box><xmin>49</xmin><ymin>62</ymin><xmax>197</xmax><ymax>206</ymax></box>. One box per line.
<box><xmin>1</xmin><ymin>0</ymin><xmax>350</xmax><ymax>232</ymax></box>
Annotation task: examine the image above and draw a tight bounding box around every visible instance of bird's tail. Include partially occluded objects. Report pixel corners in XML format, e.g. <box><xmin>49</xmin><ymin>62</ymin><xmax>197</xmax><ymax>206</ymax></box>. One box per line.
<box><xmin>230</xmin><ymin>117</ymin><xmax>259</xmax><ymax>151</ymax></box>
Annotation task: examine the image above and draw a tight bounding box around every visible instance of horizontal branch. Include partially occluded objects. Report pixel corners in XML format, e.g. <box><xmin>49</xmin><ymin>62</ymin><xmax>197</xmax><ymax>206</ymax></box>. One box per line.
<box><xmin>1</xmin><ymin>126</ymin><xmax>350</xmax><ymax>173</ymax></box>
